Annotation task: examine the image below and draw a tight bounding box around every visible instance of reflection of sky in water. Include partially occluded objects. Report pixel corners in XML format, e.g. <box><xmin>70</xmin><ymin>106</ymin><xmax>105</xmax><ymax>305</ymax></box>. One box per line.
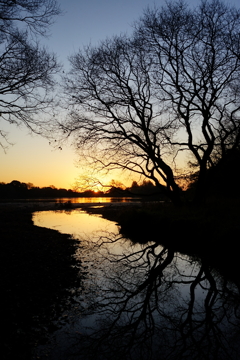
<box><xmin>33</xmin><ymin>209</ymin><xmax>207</xmax><ymax>305</ymax></box>
<box><xmin>33</xmin><ymin>209</ymin><xmax>119</xmax><ymax>239</ymax></box>
<box><xmin>33</xmin><ymin>210</ymin><xmax>240</xmax><ymax>360</ymax></box>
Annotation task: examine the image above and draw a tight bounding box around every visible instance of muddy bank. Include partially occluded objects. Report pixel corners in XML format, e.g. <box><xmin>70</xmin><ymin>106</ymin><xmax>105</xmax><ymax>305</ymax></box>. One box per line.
<box><xmin>0</xmin><ymin>208</ymin><xmax>81</xmax><ymax>360</ymax></box>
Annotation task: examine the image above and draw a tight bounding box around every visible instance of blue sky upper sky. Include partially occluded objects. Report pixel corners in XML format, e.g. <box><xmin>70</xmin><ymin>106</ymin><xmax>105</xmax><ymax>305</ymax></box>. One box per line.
<box><xmin>1</xmin><ymin>0</ymin><xmax>239</xmax><ymax>189</ymax></box>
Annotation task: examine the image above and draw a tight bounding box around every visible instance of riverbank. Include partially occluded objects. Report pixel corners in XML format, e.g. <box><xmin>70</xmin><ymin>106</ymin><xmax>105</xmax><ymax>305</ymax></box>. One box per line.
<box><xmin>0</xmin><ymin>207</ymin><xmax>81</xmax><ymax>360</ymax></box>
<box><xmin>83</xmin><ymin>199</ymin><xmax>240</xmax><ymax>285</ymax></box>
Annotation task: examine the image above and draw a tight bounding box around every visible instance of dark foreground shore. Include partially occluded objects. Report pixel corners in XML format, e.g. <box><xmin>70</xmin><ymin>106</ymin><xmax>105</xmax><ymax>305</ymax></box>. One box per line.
<box><xmin>1</xmin><ymin>199</ymin><xmax>240</xmax><ymax>359</ymax></box>
<box><xmin>0</xmin><ymin>207</ymin><xmax>81</xmax><ymax>360</ymax></box>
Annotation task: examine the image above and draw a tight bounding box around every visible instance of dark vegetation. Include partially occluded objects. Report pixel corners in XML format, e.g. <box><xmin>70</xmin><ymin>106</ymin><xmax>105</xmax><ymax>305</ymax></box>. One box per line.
<box><xmin>0</xmin><ymin>179</ymin><xmax>165</xmax><ymax>199</ymax></box>
<box><xmin>0</xmin><ymin>180</ymin><xmax>87</xmax><ymax>199</ymax></box>
<box><xmin>187</xmin><ymin>148</ymin><xmax>240</xmax><ymax>200</ymax></box>
<box><xmin>0</xmin><ymin>208</ymin><xmax>82</xmax><ymax>360</ymax></box>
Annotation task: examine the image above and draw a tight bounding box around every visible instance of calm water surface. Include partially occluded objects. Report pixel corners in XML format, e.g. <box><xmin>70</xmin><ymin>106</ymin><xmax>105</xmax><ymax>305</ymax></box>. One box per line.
<box><xmin>32</xmin><ymin>209</ymin><xmax>240</xmax><ymax>360</ymax></box>
<box><xmin>34</xmin><ymin>209</ymin><xmax>118</xmax><ymax>239</ymax></box>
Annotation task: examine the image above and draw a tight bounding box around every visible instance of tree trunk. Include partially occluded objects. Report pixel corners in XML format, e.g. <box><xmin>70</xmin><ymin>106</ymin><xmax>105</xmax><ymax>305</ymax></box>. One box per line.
<box><xmin>193</xmin><ymin>167</ymin><xmax>207</xmax><ymax>205</ymax></box>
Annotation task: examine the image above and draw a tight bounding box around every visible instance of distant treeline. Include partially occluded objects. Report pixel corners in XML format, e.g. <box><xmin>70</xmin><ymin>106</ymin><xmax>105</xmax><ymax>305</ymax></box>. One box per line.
<box><xmin>0</xmin><ymin>180</ymin><xmax>163</xmax><ymax>199</ymax></box>
<box><xmin>108</xmin><ymin>180</ymin><xmax>163</xmax><ymax>197</ymax></box>
<box><xmin>0</xmin><ymin>180</ymin><xmax>97</xmax><ymax>199</ymax></box>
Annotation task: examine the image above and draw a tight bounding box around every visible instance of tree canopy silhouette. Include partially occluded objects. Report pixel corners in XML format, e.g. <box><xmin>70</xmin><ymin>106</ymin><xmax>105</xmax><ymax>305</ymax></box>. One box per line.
<box><xmin>62</xmin><ymin>0</ymin><xmax>240</xmax><ymax>204</ymax></box>
<box><xmin>0</xmin><ymin>0</ymin><xmax>61</xmax><ymax>150</ymax></box>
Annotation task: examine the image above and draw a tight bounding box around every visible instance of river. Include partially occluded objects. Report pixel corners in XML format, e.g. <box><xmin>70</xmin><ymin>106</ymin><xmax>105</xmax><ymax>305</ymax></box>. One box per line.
<box><xmin>32</xmin><ymin>208</ymin><xmax>240</xmax><ymax>360</ymax></box>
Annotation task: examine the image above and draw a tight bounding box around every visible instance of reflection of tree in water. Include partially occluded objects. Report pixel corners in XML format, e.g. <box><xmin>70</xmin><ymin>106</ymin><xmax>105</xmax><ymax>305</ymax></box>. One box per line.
<box><xmin>73</xmin><ymin>235</ymin><xmax>240</xmax><ymax>360</ymax></box>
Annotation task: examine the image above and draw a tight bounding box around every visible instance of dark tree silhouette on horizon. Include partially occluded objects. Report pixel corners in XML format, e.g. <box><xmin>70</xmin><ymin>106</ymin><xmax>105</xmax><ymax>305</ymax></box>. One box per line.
<box><xmin>62</xmin><ymin>0</ymin><xmax>240</xmax><ymax>204</ymax></box>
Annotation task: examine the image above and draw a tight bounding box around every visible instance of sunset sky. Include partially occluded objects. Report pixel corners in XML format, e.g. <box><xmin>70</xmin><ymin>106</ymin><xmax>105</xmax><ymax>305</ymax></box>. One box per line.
<box><xmin>1</xmin><ymin>0</ymin><xmax>239</xmax><ymax>189</ymax></box>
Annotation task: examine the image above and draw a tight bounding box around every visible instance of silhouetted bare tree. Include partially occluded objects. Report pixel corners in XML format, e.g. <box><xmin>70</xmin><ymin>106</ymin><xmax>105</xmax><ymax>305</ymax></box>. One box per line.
<box><xmin>62</xmin><ymin>0</ymin><xmax>240</xmax><ymax>204</ymax></box>
<box><xmin>0</xmin><ymin>0</ymin><xmax>61</xmax><ymax>150</ymax></box>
